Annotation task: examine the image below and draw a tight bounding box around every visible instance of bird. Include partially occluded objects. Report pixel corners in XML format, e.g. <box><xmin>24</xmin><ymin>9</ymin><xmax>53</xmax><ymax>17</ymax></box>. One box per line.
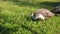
<box><xmin>30</xmin><ymin>8</ymin><xmax>55</xmax><ymax>22</ymax></box>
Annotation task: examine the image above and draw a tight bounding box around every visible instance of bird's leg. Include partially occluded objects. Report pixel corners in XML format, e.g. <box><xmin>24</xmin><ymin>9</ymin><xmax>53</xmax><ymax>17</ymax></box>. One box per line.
<box><xmin>42</xmin><ymin>19</ymin><xmax>45</xmax><ymax>23</ymax></box>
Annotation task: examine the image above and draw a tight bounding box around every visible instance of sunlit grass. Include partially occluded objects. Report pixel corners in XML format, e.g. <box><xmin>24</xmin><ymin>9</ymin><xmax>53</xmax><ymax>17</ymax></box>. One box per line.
<box><xmin>0</xmin><ymin>0</ymin><xmax>60</xmax><ymax>34</ymax></box>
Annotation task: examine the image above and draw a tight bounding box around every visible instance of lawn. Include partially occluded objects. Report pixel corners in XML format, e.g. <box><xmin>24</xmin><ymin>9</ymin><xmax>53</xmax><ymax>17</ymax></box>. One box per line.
<box><xmin>0</xmin><ymin>0</ymin><xmax>60</xmax><ymax>34</ymax></box>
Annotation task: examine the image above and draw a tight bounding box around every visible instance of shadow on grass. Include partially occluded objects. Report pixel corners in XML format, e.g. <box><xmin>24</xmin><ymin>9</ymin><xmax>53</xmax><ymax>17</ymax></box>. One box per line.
<box><xmin>3</xmin><ymin>0</ymin><xmax>60</xmax><ymax>9</ymax></box>
<box><xmin>0</xmin><ymin>25</ymin><xmax>18</xmax><ymax>34</ymax></box>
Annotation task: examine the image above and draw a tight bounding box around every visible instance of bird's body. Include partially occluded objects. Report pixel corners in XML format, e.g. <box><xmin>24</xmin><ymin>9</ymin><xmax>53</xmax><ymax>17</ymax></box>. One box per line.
<box><xmin>31</xmin><ymin>8</ymin><xmax>55</xmax><ymax>20</ymax></box>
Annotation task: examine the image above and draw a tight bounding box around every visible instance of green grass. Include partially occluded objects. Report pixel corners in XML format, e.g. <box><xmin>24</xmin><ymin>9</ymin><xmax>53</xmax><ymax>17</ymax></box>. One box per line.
<box><xmin>0</xmin><ymin>0</ymin><xmax>60</xmax><ymax>34</ymax></box>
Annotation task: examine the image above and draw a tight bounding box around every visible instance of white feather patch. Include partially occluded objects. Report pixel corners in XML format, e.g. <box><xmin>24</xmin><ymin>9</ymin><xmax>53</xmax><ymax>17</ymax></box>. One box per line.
<box><xmin>39</xmin><ymin>14</ymin><xmax>45</xmax><ymax>20</ymax></box>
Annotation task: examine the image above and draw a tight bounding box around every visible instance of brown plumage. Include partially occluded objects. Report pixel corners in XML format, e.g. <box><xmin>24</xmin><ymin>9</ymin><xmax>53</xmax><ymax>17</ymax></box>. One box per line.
<box><xmin>31</xmin><ymin>8</ymin><xmax>55</xmax><ymax>20</ymax></box>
